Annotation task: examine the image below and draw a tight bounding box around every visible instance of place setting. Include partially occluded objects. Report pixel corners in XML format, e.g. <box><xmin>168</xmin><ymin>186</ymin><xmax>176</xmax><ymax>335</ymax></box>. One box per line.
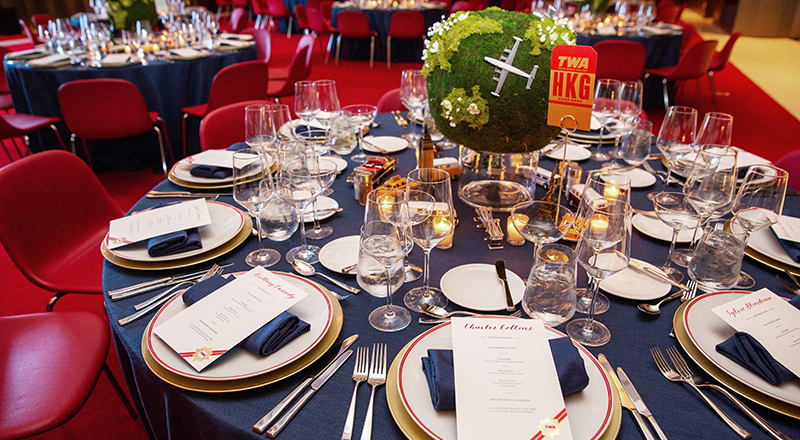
<box><xmin>168</xmin><ymin>149</ymin><xmax>274</xmax><ymax>190</ymax></box>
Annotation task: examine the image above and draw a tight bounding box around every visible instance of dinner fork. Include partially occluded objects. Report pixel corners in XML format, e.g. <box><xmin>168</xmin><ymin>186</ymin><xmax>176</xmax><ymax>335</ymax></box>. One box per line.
<box><xmin>681</xmin><ymin>279</ymin><xmax>698</xmax><ymax>302</ymax></box>
<box><xmin>360</xmin><ymin>343</ymin><xmax>387</xmax><ymax>440</ymax></box>
<box><xmin>342</xmin><ymin>346</ymin><xmax>369</xmax><ymax>440</ymax></box>
<box><xmin>133</xmin><ymin>263</ymin><xmax>223</xmax><ymax>311</ymax></box>
<box><xmin>651</xmin><ymin>347</ymin><xmax>751</xmax><ymax>439</ymax></box>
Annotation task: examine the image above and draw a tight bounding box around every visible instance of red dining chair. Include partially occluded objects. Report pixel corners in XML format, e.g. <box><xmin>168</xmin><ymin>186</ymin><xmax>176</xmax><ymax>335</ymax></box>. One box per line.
<box><xmin>335</xmin><ymin>10</ymin><xmax>377</xmax><ymax>68</ymax></box>
<box><xmin>679</xmin><ymin>21</ymin><xmax>697</xmax><ymax>54</ymax></box>
<box><xmin>376</xmin><ymin>88</ymin><xmax>404</xmax><ymax>113</ymax></box>
<box><xmin>707</xmin><ymin>32</ymin><xmax>741</xmax><ymax>105</ymax></box>
<box><xmin>307</xmin><ymin>0</ymin><xmax>321</xmax><ymax>11</ymax></box>
<box><xmin>251</xmin><ymin>0</ymin><xmax>269</xmax><ymax>29</ymax></box>
<box><xmin>593</xmin><ymin>40</ymin><xmax>646</xmax><ymax>82</ymax></box>
<box><xmin>0</xmin><ymin>113</ymin><xmax>66</xmax><ymax>162</ymax></box>
<box><xmin>266</xmin><ymin>0</ymin><xmax>294</xmax><ymax>38</ymax></box>
<box><xmin>0</xmin><ymin>46</ymin><xmax>14</xmax><ymax>113</ymax></box>
<box><xmin>58</xmin><ymin>78</ymin><xmax>172</xmax><ymax>174</ymax></box>
<box><xmin>270</xmin><ymin>32</ymin><xmax>315</xmax><ymax>80</ymax></box>
<box><xmin>0</xmin><ymin>311</ymin><xmax>137</xmax><ymax>439</ymax></box>
<box><xmin>181</xmin><ymin>60</ymin><xmax>270</xmax><ymax>157</ymax></box>
<box><xmin>226</xmin><ymin>7</ymin><xmax>249</xmax><ymax>33</ymax></box>
<box><xmin>644</xmin><ymin>39</ymin><xmax>717</xmax><ymax>110</ymax></box>
<box><xmin>267</xmin><ymin>35</ymin><xmax>315</xmax><ymax>100</ymax></box>
<box><xmin>307</xmin><ymin>6</ymin><xmax>337</xmax><ymax>63</ymax></box>
<box><xmin>468</xmin><ymin>0</ymin><xmax>489</xmax><ymax>10</ymax></box>
<box><xmin>655</xmin><ymin>0</ymin><xmax>685</xmax><ymax>24</ymax></box>
<box><xmin>31</xmin><ymin>13</ymin><xmax>53</xmax><ymax>30</ymax></box>
<box><xmin>215</xmin><ymin>0</ymin><xmax>233</xmax><ymax>21</ymax></box>
<box><xmin>386</xmin><ymin>11</ymin><xmax>425</xmax><ymax>68</ymax></box>
<box><xmin>200</xmin><ymin>99</ymin><xmax>273</xmax><ymax>151</ymax></box>
<box><xmin>449</xmin><ymin>1</ymin><xmax>471</xmax><ymax>13</ymax></box>
<box><xmin>294</xmin><ymin>4</ymin><xmax>311</xmax><ymax>34</ymax></box>
<box><xmin>319</xmin><ymin>0</ymin><xmax>335</xmax><ymax>25</ymax></box>
<box><xmin>241</xmin><ymin>27</ymin><xmax>272</xmax><ymax>63</ymax></box>
<box><xmin>775</xmin><ymin>150</ymin><xmax>800</xmax><ymax>191</ymax></box>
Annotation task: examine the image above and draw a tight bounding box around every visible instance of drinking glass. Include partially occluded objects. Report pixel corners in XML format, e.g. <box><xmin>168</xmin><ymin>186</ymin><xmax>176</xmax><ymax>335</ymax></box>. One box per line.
<box><xmin>276</xmin><ymin>141</ymin><xmax>326</xmax><ymax>264</ymax></box>
<box><xmin>522</xmin><ymin>244</ymin><xmax>577</xmax><ymax>327</ymax></box>
<box><xmin>305</xmin><ymin>159</ymin><xmax>337</xmax><ymax>240</ymax></box>
<box><xmin>245</xmin><ymin>104</ymin><xmax>266</xmax><ymax>151</ymax></box>
<box><xmin>399</xmin><ymin>70</ymin><xmax>428</xmax><ymax>143</ymax></box>
<box><xmin>404</xmin><ymin>168</ymin><xmax>454</xmax><ymax>312</ymax></box>
<box><xmin>510</xmin><ymin>200</ymin><xmax>574</xmax><ymax>260</ymax></box>
<box><xmin>341</xmin><ymin>104</ymin><xmax>378</xmax><ymax>163</ymax></box>
<box><xmin>695</xmin><ymin>112</ymin><xmax>733</xmax><ymax>147</ymax></box>
<box><xmin>360</xmin><ymin>220</ymin><xmax>412</xmax><ymax>332</ymax></box>
<box><xmin>313</xmin><ymin>79</ymin><xmax>341</xmax><ymax>140</ymax></box>
<box><xmin>232</xmin><ymin>149</ymin><xmax>280</xmax><ymax>267</ymax></box>
<box><xmin>656</xmin><ymin>105</ymin><xmax>697</xmax><ymax>191</ymax></box>
<box><xmin>566</xmin><ymin>198</ymin><xmax>631</xmax><ymax>347</ymax></box>
<box><xmin>591</xmin><ymin>79</ymin><xmax>621</xmax><ymax>161</ymax></box>
<box><xmin>652</xmin><ymin>192</ymin><xmax>701</xmax><ymax>282</ymax></box>
<box><xmin>263</xmin><ymin>104</ymin><xmax>293</xmax><ymax>161</ymax></box>
<box><xmin>620</xmin><ymin>118</ymin><xmax>652</xmax><ymax>167</ymax></box>
<box><xmin>732</xmin><ymin>165</ymin><xmax>789</xmax><ymax>288</ymax></box>
<box><xmin>294</xmin><ymin>80</ymin><xmax>319</xmax><ymax>139</ymax></box>
<box><xmin>688</xmin><ymin>221</ymin><xmax>746</xmax><ymax>293</ymax></box>
<box><xmin>372</xmin><ymin>188</ymin><xmax>434</xmax><ymax>282</ymax></box>
<box><xmin>604</xmin><ymin>80</ymin><xmax>642</xmax><ymax>167</ymax></box>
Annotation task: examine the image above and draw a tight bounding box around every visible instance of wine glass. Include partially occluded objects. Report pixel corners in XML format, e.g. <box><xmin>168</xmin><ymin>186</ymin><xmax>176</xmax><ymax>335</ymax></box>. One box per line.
<box><xmin>695</xmin><ymin>112</ymin><xmax>733</xmax><ymax>147</ymax></box>
<box><xmin>372</xmin><ymin>188</ymin><xmax>434</xmax><ymax>282</ymax></box>
<box><xmin>245</xmin><ymin>104</ymin><xmax>266</xmax><ymax>151</ymax></box>
<box><xmin>276</xmin><ymin>141</ymin><xmax>326</xmax><ymax>264</ymax></box>
<box><xmin>652</xmin><ymin>192</ymin><xmax>701</xmax><ymax>282</ymax></box>
<box><xmin>731</xmin><ymin>165</ymin><xmax>789</xmax><ymax>288</ymax></box>
<box><xmin>304</xmin><ymin>158</ymin><xmax>337</xmax><ymax>240</ymax></box>
<box><xmin>294</xmin><ymin>80</ymin><xmax>319</xmax><ymax>139</ymax></box>
<box><xmin>655</xmin><ymin>105</ymin><xmax>697</xmax><ymax>192</ymax></box>
<box><xmin>604</xmin><ymin>80</ymin><xmax>642</xmax><ymax>168</ymax></box>
<box><xmin>399</xmin><ymin>70</ymin><xmax>427</xmax><ymax>143</ymax></box>
<box><xmin>510</xmin><ymin>201</ymin><xmax>574</xmax><ymax>260</ymax></box>
<box><xmin>341</xmin><ymin>104</ymin><xmax>377</xmax><ymax>163</ymax></box>
<box><xmin>232</xmin><ymin>149</ymin><xmax>280</xmax><ymax>267</ymax></box>
<box><xmin>566</xmin><ymin>198</ymin><xmax>632</xmax><ymax>347</ymax></box>
<box><xmin>573</xmin><ymin>169</ymin><xmax>631</xmax><ymax>314</ymax></box>
<box><xmin>591</xmin><ymin>79</ymin><xmax>621</xmax><ymax>161</ymax></box>
<box><xmin>620</xmin><ymin>118</ymin><xmax>652</xmax><ymax>167</ymax></box>
<box><xmin>313</xmin><ymin>79</ymin><xmax>340</xmax><ymax>141</ymax></box>
<box><xmin>404</xmin><ymin>168</ymin><xmax>454</xmax><ymax>312</ymax></box>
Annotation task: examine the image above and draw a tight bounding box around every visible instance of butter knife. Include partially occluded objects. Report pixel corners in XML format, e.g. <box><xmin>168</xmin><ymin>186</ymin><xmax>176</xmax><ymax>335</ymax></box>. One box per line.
<box><xmin>598</xmin><ymin>354</ymin><xmax>655</xmax><ymax>440</ymax></box>
<box><xmin>618</xmin><ymin>367</ymin><xmax>668</xmax><ymax>440</ymax></box>
<box><xmin>265</xmin><ymin>349</ymin><xmax>353</xmax><ymax>438</ymax></box>
<box><xmin>494</xmin><ymin>260</ymin><xmax>516</xmax><ymax>313</ymax></box>
<box><xmin>628</xmin><ymin>260</ymin><xmax>689</xmax><ymax>292</ymax></box>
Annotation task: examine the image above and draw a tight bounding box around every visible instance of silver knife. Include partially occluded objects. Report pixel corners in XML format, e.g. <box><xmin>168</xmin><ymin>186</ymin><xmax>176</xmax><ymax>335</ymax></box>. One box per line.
<box><xmin>264</xmin><ymin>349</ymin><xmax>353</xmax><ymax>438</ymax></box>
<box><xmin>495</xmin><ymin>260</ymin><xmax>516</xmax><ymax>312</ymax></box>
<box><xmin>618</xmin><ymin>367</ymin><xmax>668</xmax><ymax>440</ymax></box>
<box><xmin>628</xmin><ymin>260</ymin><xmax>689</xmax><ymax>292</ymax></box>
<box><xmin>253</xmin><ymin>335</ymin><xmax>359</xmax><ymax>433</ymax></box>
<box><xmin>598</xmin><ymin>354</ymin><xmax>655</xmax><ymax>440</ymax></box>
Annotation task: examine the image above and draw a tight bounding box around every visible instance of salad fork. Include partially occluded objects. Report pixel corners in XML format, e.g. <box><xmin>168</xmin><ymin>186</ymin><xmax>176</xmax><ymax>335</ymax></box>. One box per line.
<box><xmin>651</xmin><ymin>347</ymin><xmax>751</xmax><ymax>439</ymax></box>
<box><xmin>360</xmin><ymin>343</ymin><xmax>387</xmax><ymax>440</ymax></box>
<box><xmin>342</xmin><ymin>347</ymin><xmax>369</xmax><ymax>440</ymax></box>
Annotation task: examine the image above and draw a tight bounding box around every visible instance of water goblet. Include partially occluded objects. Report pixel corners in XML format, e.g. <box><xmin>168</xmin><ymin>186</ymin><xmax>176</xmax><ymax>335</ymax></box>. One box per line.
<box><xmin>294</xmin><ymin>80</ymin><xmax>319</xmax><ymax>139</ymax></box>
<box><xmin>360</xmin><ymin>220</ymin><xmax>412</xmax><ymax>332</ymax></box>
<box><xmin>695</xmin><ymin>112</ymin><xmax>733</xmax><ymax>147</ymax></box>
<box><xmin>313</xmin><ymin>79</ymin><xmax>340</xmax><ymax>140</ymax></box>
<box><xmin>304</xmin><ymin>159</ymin><xmax>337</xmax><ymax>240</ymax></box>
<box><xmin>522</xmin><ymin>244</ymin><xmax>577</xmax><ymax>327</ymax></box>
<box><xmin>399</xmin><ymin>70</ymin><xmax>427</xmax><ymax>143</ymax></box>
<box><xmin>688</xmin><ymin>221</ymin><xmax>746</xmax><ymax>293</ymax></box>
<box><xmin>655</xmin><ymin>105</ymin><xmax>697</xmax><ymax>193</ymax></box>
<box><xmin>652</xmin><ymin>192</ymin><xmax>701</xmax><ymax>282</ymax></box>
<box><xmin>620</xmin><ymin>118</ymin><xmax>652</xmax><ymax>167</ymax></box>
<box><xmin>591</xmin><ymin>78</ymin><xmax>621</xmax><ymax>161</ymax></box>
<box><xmin>232</xmin><ymin>149</ymin><xmax>280</xmax><ymax>267</ymax></box>
<box><xmin>341</xmin><ymin>104</ymin><xmax>377</xmax><ymax>163</ymax></box>
<box><xmin>510</xmin><ymin>200</ymin><xmax>574</xmax><ymax>260</ymax></box>
<box><xmin>245</xmin><ymin>104</ymin><xmax>267</xmax><ymax>151</ymax></box>
<box><xmin>604</xmin><ymin>80</ymin><xmax>643</xmax><ymax>167</ymax></box>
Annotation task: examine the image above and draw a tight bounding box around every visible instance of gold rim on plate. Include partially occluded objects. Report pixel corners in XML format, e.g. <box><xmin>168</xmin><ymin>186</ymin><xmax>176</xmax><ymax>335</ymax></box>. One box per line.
<box><xmin>722</xmin><ymin>222</ymin><xmax>800</xmax><ymax>276</ymax></box>
<box><xmin>101</xmin><ymin>214</ymin><xmax>252</xmax><ymax>270</ymax></box>
<box><xmin>167</xmin><ymin>159</ymin><xmax>278</xmax><ymax>190</ymax></box>
<box><xmin>673</xmin><ymin>299</ymin><xmax>800</xmax><ymax>419</ymax></box>
<box><xmin>385</xmin><ymin>333</ymin><xmax>622</xmax><ymax>440</ymax></box>
<box><xmin>140</xmin><ymin>284</ymin><xmax>343</xmax><ymax>393</ymax></box>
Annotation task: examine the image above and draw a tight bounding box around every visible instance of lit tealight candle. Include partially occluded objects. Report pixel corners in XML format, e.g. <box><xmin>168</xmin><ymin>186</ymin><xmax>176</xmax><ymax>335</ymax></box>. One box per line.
<box><xmin>589</xmin><ymin>213</ymin><xmax>609</xmax><ymax>233</ymax></box>
<box><xmin>433</xmin><ymin>215</ymin><xmax>454</xmax><ymax>249</ymax></box>
<box><xmin>604</xmin><ymin>183</ymin><xmax>620</xmax><ymax>200</ymax></box>
<box><xmin>507</xmin><ymin>214</ymin><xmax>526</xmax><ymax>246</ymax></box>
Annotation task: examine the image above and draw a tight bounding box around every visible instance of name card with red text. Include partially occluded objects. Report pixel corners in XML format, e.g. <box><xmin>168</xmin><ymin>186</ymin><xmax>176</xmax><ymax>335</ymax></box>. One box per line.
<box><xmin>712</xmin><ymin>288</ymin><xmax>800</xmax><ymax>376</ymax></box>
<box><xmin>451</xmin><ymin>317</ymin><xmax>573</xmax><ymax>440</ymax></box>
<box><xmin>154</xmin><ymin>267</ymin><xmax>308</xmax><ymax>372</ymax></box>
<box><xmin>547</xmin><ymin>45</ymin><xmax>596</xmax><ymax>131</ymax></box>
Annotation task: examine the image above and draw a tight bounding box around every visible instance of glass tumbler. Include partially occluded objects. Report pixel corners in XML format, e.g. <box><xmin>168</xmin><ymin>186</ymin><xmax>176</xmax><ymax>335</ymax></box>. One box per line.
<box><xmin>688</xmin><ymin>221</ymin><xmax>746</xmax><ymax>293</ymax></box>
<box><xmin>522</xmin><ymin>244</ymin><xmax>577</xmax><ymax>326</ymax></box>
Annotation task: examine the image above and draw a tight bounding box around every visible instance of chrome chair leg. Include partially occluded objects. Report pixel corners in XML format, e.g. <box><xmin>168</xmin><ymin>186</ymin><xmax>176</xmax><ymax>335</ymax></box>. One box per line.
<box><xmin>386</xmin><ymin>35</ymin><xmax>391</xmax><ymax>69</ymax></box>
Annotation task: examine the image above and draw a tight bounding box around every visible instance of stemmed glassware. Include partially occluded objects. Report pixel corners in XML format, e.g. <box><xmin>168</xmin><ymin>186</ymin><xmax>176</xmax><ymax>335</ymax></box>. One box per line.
<box><xmin>566</xmin><ymin>198</ymin><xmax>632</xmax><ymax>347</ymax></box>
<box><xmin>304</xmin><ymin>158</ymin><xmax>337</xmax><ymax>240</ymax></box>
<box><xmin>245</xmin><ymin>104</ymin><xmax>267</xmax><ymax>150</ymax></box>
<box><xmin>604</xmin><ymin>80</ymin><xmax>642</xmax><ymax>168</ymax></box>
<box><xmin>263</xmin><ymin>104</ymin><xmax>293</xmax><ymax>162</ymax></box>
<box><xmin>695</xmin><ymin>112</ymin><xmax>734</xmax><ymax>146</ymax></box>
<box><xmin>404</xmin><ymin>168</ymin><xmax>455</xmax><ymax>312</ymax></box>
<box><xmin>731</xmin><ymin>165</ymin><xmax>789</xmax><ymax>288</ymax></box>
<box><xmin>232</xmin><ymin>149</ymin><xmax>281</xmax><ymax>267</ymax></box>
<box><xmin>620</xmin><ymin>118</ymin><xmax>653</xmax><ymax>167</ymax></box>
<box><xmin>399</xmin><ymin>70</ymin><xmax>428</xmax><ymax>143</ymax></box>
<box><xmin>313</xmin><ymin>79</ymin><xmax>341</xmax><ymax>141</ymax></box>
<box><xmin>591</xmin><ymin>78</ymin><xmax>621</xmax><ymax>161</ymax></box>
<box><xmin>375</xmin><ymin>188</ymin><xmax>434</xmax><ymax>282</ymax></box>
<box><xmin>655</xmin><ymin>105</ymin><xmax>697</xmax><ymax>192</ymax></box>
<box><xmin>510</xmin><ymin>201</ymin><xmax>574</xmax><ymax>261</ymax></box>
<box><xmin>652</xmin><ymin>192</ymin><xmax>700</xmax><ymax>282</ymax></box>
<box><xmin>294</xmin><ymin>80</ymin><xmax>319</xmax><ymax>140</ymax></box>
<box><xmin>341</xmin><ymin>104</ymin><xmax>378</xmax><ymax>163</ymax></box>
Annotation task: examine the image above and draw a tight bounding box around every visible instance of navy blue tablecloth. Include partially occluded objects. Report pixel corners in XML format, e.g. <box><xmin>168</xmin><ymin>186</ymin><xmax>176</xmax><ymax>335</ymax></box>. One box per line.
<box><xmin>5</xmin><ymin>47</ymin><xmax>257</xmax><ymax>169</ymax></box>
<box><xmin>103</xmin><ymin>113</ymin><xmax>800</xmax><ymax>439</ymax></box>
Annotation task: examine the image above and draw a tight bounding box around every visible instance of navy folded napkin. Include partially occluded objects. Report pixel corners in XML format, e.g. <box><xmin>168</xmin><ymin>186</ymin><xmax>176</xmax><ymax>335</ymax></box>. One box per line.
<box><xmin>227</xmin><ymin>142</ymin><xmax>250</xmax><ymax>151</ymax></box>
<box><xmin>189</xmin><ymin>165</ymin><xmax>232</xmax><ymax>179</ymax></box>
<box><xmin>421</xmin><ymin>337</ymin><xmax>590</xmax><ymax>411</ymax></box>
<box><xmin>715</xmin><ymin>295</ymin><xmax>800</xmax><ymax>385</ymax></box>
<box><xmin>182</xmin><ymin>274</ymin><xmax>311</xmax><ymax>357</ymax></box>
<box><xmin>147</xmin><ymin>228</ymin><xmax>202</xmax><ymax>257</ymax></box>
<box><xmin>294</xmin><ymin>124</ymin><xmax>326</xmax><ymax>138</ymax></box>
<box><xmin>771</xmin><ymin>227</ymin><xmax>800</xmax><ymax>263</ymax></box>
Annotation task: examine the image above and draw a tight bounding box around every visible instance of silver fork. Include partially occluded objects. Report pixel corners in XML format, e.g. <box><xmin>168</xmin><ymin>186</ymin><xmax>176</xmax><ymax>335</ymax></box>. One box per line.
<box><xmin>133</xmin><ymin>263</ymin><xmax>222</xmax><ymax>311</ymax></box>
<box><xmin>360</xmin><ymin>343</ymin><xmax>387</xmax><ymax>440</ymax></box>
<box><xmin>651</xmin><ymin>347</ymin><xmax>751</xmax><ymax>439</ymax></box>
<box><xmin>341</xmin><ymin>347</ymin><xmax>369</xmax><ymax>440</ymax></box>
<box><xmin>681</xmin><ymin>279</ymin><xmax>698</xmax><ymax>302</ymax></box>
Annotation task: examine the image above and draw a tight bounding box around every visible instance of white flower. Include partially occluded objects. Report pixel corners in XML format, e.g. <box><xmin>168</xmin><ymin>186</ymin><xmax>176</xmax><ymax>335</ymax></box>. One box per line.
<box><xmin>457</xmin><ymin>97</ymin><xmax>462</xmax><ymax>101</ymax></box>
<box><xmin>450</xmin><ymin>122</ymin><xmax>456</xmax><ymax>127</ymax></box>
<box><xmin>550</xmin><ymin>33</ymin><xmax>557</xmax><ymax>41</ymax></box>
<box><xmin>561</xmin><ymin>32</ymin><xmax>570</xmax><ymax>42</ymax></box>
<box><xmin>430</xmin><ymin>41</ymin><xmax>439</xmax><ymax>53</ymax></box>
<box><xmin>540</xmin><ymin>34</ymin><xmax>546</xmax><ymax>42</ymax></box>
<box><xmin>441</xmin><ymin>100</ymin><xmax>453</xmax><ymax>112</ymax></box>
<box><xmin>468</xmin><ymin>103</ymin><xmax>479</xmax><ymax>115</ymax></box>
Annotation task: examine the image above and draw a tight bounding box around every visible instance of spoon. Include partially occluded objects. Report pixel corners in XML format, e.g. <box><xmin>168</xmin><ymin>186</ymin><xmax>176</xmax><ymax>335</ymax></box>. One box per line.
<box><xmin>291</xmin><ymin>259</ymin><xmax>360</xmax><ymax>296</ymax></box>
<box><xmin>637</xmin><ymin>290</ymin><xmax>683</xmax><ymax>315</ymax></box>
<box><xmin>419</xmin><ymin>303</ymin><xmax>480</xmax><ymax>319</ymax></box>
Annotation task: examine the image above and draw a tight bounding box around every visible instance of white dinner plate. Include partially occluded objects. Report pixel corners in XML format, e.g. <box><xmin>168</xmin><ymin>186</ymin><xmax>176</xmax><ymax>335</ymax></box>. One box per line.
<box><xmin>146</xmin><ymin>272</ymin><xmax>334</xmax><ymax>381</ymax></box>
<box><xmin>632</xmin><ymin>213</ymin><xmax>697</xmax><ymax>243</ymax></box>
<box><xmin>546</xmin><ymin>144</ymin><xmax>591</xmax><ymax>161</ymax></box>
<box><xmin>439</xmin><ymin>263</ymin><xmax>524</xmax><ymax>311</ymax></box>
<box><xmin>319</xmin><ymin>235</ymin><xmax>360</xmax><ymax>274</ymax></box>
<box><xmin>170</xmin><ymin>152</ymin><xmax>274</xmax><ymax>185</ymax></box>
<box><xmin>732</xmin><ymin>221</ymin><xmax>800</xmax><ymax>269</ymax></box>
<box><xmin>617</xmin><ymin>168</ymin><xmax>657</xmax><ymax>188</ymax></box>
<box><xmin>106</xmin><ymin>201</ymin><xmax>245</xmax><ymax>262</ymax></box>
<box><xmin>396</xmin><ymin>321</ymin><xmax>615</xmax><ymax>440</ymax></box>
<box><xmin>682</xmin><ymin>291</ymin><xmax>800</xmax><ymax>407</ymax></box>
<box><xmin>363</xmin><ymin>136</ymin><xmax>408</xmax><ymax>154</ymax></box>
<box><xmin>280</xmin><ymin>119</ymin><xmax>326</xmax><ymax>141</ymax></box>
<box><xmin>598</xmin><ymin>258</ymin><xmax>671</xmax><ymax>300</ymax></box>
<box><xmin>302</xmin><ymin>196</ymin><xmax>339</xmax><ymax>222</ymax></box>
<box><xmin>320</xmin><ymin>156</ymin><xmax>347</xmax><ymax>173</ymax></box>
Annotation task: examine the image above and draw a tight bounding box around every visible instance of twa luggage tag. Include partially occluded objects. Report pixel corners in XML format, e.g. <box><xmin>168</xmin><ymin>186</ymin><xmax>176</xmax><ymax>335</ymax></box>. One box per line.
<box><xmin>547</xmin><ymin>45</ymin><xmax>597</xmax><ymax>131</ymax></box>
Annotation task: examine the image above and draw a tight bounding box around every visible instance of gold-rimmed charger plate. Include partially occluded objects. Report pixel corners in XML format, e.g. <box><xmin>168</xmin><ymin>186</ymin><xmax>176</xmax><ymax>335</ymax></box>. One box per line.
<box><xmin>673</xmin><ymin>298</ymin><xmax>800</xmax><ymax>419</ymax></box>
<box><xmin>101</xmin><ymin>214</ymin><xmax>251</xmax><ymax>270</ymax></box>
<box><xmin>140</xmin><ymin>283</ymin><xmax>343</xmax><ymax>392</ymax></box>
<box><xmin>167</xmin><ymin>159</ymin><xmax>278</xmax><ymax>190</ymax></box>
<box><xmin>723</xmin><ymin>222</ymin><xmax>800</xmax><ymax>276</ymax></box>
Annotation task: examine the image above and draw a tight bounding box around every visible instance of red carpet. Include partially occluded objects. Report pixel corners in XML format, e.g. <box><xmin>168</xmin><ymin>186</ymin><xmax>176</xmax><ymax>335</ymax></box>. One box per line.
<box><xmin>1</xmin><ymin>26</ymin><xmax>798</xmax><ymax>439</ymax></box>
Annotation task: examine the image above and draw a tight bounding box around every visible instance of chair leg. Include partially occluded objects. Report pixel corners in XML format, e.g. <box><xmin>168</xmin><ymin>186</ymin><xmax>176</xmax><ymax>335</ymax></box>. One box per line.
<box><xmin>386</xmin><ymin>35</ymin><xmax>391</xmax><ymax>69</ymax></box>
<box><xmin>9</xmin><ymin>137</ymin><xmax>24</xmax><ymax>157</ymax></box>
<box><xmin>661</xmin><ymin>78</ymin><xmax>669</xmax><ymax>109</ymax></box>
<box><xmin>156</xmin><ymin>117</ymin><xmax>174</xmax><ymax>164</ymax></box>
<box><xmin>335</xmin><ymin>35</ymin><xmax>342</xmax><ymax>66</ymax></box>
<box><xmin>73</xmin><ymin>136</ymin><xmax>94</xmax><ymax>170</ymax></box>
<box><xmin>0</xmin><ymin>139</ymin><xmax>13</xmax><ymax>162</ymax></box>
<box><xmin>49</xmin><ymin>124</ymin><xmax>67</xmax><ymax>151</ymax></box>
<box><xmin>181</xmin><ymin>113</ymin><xmax>189</xmax><ymax>159</ymax></box>
<box><xmin>325</xmin><ymin>34</ymin><xmax>335</xmax><ymax>64</ymax></box>
<box><xmin>287</xmin><ymin>17</ymin><xmax>293</xmax><ymax>39</ymax></box>
<box><xmin>153</xmin><ymin>126</ymin><xmax>168</xmax><ymax>176</ymax></box>
<box><xmin>102</xmin><ymin>363</ymin><xmax>139</xmax><ymax>419</ymax></box>
<box><xmin>369</xmin><ymin>35</ymin><xmax>374</xmax><ymax>68</ymax></box>
<box><xmin>46</xmin><ymin>291</ymin><xmax>69</xmax><ymax>312</ymax></box>
<box><xmin>708</xmin><ymin>71</ymin><xmax>718</xmax><ymax>106</ymax></box>
<box><xmin>696</xmin><ymin>78</ymin><xmax>704</xmax><ymax>115</ymax></box>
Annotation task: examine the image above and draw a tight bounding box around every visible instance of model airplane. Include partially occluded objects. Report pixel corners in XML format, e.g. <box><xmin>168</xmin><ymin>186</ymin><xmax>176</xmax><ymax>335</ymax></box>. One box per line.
<box><xmin>484</xmin><ymin>36</ymin><xmax>540</xmax><ymax>97</ymax></box>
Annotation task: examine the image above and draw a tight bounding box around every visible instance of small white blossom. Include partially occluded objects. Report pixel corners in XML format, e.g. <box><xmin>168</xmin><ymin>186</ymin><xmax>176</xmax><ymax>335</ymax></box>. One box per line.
<box><xmin>457</xmin><ymin>97</ymin><xmax>462</xmax><ymax>101</ymax></box>
<box><xmin>441</xmin><ymin>100</ymin><xmax>453</xmax><ymax>112</ymax></box>
<box><xmin>450</xmin><ymin>122</ymin><xmax>456</xmax><ymax>127</ymax></box>
<box><xmin>430</xmin><ymin>41</ymin><xmax>439</xmax><ymax>53</ymax></box>
<box><xmin>468</xmin><ymin>103</ymin><xmax>479</xmax><ymax>115</ymax></box>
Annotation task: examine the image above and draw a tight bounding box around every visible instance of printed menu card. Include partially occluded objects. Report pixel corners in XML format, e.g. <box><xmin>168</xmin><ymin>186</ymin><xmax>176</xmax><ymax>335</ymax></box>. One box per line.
<box><xmin>154</xmin><ymin>267</ymin><xmax>308</xmax><ymax>371</ymax></box>
<box><xmin>184</xmin><ymin>150</ymin><xmax>236</xmax><ymax>168</ymax></box>
<box><xmin>712</xmin><ymin>288</ymin><xmax>800</xmax><ymax>377</ymax></box>
<box><xmin>107</xmin><ymin>198</ymin><xmax>211</xmax><ymax>249</ymax></box>
<box><xmin>451</xmin><ymin>317</ymin><xmax>573</xmax><ymax>440</ymax></box>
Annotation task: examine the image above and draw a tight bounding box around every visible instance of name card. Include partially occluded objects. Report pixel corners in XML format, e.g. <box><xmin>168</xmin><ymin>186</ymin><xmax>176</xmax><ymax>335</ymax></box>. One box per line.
<box><xmin>107</xmin><ymin>198</ymin><xmax>211</xmax><ymax>249</ymax></box>
<box><xmin>771</xmin><ymin>216</ymin><xmax>800</xmax><ymax>244</ymax></box>
<box><xmin>183</xmin><ymin>150</ymin><xmax>237</xmax><ymax>168</ymax></box>
<box><xmin>547</xmin><ymin>45</ymin><xmax>596</xmax><ymax>131</ymax></box>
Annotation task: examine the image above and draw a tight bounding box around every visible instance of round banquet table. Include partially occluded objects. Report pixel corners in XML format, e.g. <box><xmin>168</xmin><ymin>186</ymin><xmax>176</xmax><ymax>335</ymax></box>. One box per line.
<box><xmin>5</xmin><ymin>46</ymin><xmax>257</xmax><ymax>168</ymax></box>
<box><xmin>330</xmin><ymin>4</ymin><xmax>448</xmax><ymax>62</ymax></box>
<box><xmin>103</xmin><ymin>113</ymin><xmax>800</xmax><ymax>439</ymax></box>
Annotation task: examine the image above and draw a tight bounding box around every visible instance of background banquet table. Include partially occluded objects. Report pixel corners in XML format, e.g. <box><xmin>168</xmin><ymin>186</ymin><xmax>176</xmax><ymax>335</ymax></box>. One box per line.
<box><xmin>5</xmin><ymin>46</ymin><xmax>257</xmax><ymax>168</ymax></box>
<box><xmin>103</xmin><ymin>113</ymin><xmax>800</xmax><ymax>439</ymax></box>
